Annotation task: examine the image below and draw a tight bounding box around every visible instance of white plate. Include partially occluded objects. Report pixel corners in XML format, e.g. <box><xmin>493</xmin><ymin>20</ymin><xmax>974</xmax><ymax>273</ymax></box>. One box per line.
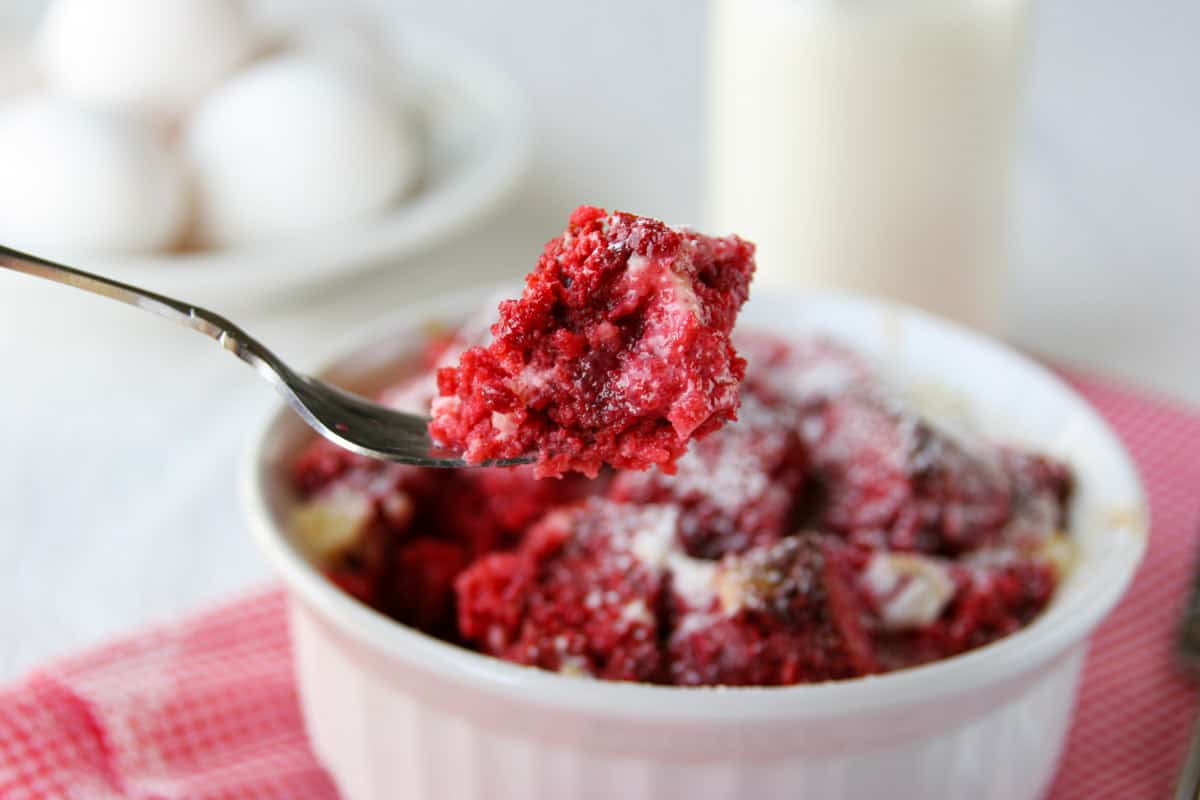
<box><xmin>2</xmin><ymin>13</ymin><xmax>529</xmax><ymax>311</ymax></box>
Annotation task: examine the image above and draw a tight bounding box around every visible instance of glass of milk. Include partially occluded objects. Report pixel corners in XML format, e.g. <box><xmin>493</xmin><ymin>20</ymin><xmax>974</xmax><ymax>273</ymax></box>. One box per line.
<box><xmin>706</xmin><ymin>0</ymin><xmax>1033</xmax><ymax>331</ymax></box>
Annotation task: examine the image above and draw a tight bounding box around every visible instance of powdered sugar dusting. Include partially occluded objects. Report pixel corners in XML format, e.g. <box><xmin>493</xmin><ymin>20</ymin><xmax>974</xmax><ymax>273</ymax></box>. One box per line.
<box><xmin>430</xmin><ymin>395</ymin><xmax>460</xmax><ymax>416</ymax></box>
<box><xmin>629</xmin><ymin>507</ymin><xmax>679</xmax><ymax>567</ymax></box>
<box><xmin>740</xmin><ymin>334</ymin><xmax>872</xmax><ymax>405</ymax></box>
<box><xmin>606</xmin><ymin>392</ymin><xmax>804</xmax><ymax>560</ymax></box>
<box><xmin>516</xmin><ymin>363</ymin><xmax>557</xmax><ymax>394</ymax></box>
<box><xmin>668</xmin><ymin>396</ymin><xmax>778</xmax><ymax>514</ymax></box>
<box><xmin>665</xmin><ymin>257</ymin><xmax>703</xmax><ymax>320</ymax></box>
<box><xmin>620</xmin><ymin>598</ymin><xmax>653</xmax><ymax>626</ymax></box>
<box><xmin>674</xmin><ymin>611</ymin><xmax>717</xmax><ymax>638</ymax></box>
<box><xmin>623</xmin><ymin>504</ymin><xmax>717</xmax><ymax>608</ymax></box>
<box><xmin>491</xmin><ymin>411</ymin><xmax>518</xmax><ymax>438</ymax></box>
<box><xmin>667</xmin><ymin>553</ymin><xmax>717</xmax><ymax>608</ymax></box>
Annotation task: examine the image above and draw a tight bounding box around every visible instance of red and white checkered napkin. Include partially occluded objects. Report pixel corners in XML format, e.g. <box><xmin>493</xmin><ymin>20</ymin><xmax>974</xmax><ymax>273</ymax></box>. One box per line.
<box><xmin>0</xmin><ymin>373</ymin><xmax>1198</xmax><ymax>800</ymax></box>
<box><xmin>0</xmin><ymin>591</ymin><xmax>338</xmax><ymax>800</ymax></box>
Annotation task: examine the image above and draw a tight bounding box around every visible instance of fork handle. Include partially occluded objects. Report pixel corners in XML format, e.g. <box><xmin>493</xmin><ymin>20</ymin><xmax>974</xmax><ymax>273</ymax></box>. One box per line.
<box><xmin>0</xmin><ymin>243</ymin><xmax>288</xmax><ymax>378</ymax></box>
<box><xmin>1176</xmin><ymin>714</ymin><xmax>1200</xmax><ymax>800</ymax></box>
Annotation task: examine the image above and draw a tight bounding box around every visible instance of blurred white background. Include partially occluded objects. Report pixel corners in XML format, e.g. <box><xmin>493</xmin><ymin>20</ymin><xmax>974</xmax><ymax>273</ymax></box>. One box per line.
<box><xmin>0</xmin><ymin>0</ymin><xmax>1197</xmax><ymax>679</ymax></box>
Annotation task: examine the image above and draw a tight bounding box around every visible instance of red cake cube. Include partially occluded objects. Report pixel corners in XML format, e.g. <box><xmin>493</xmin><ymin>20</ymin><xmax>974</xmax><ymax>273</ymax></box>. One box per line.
<box><xmin>668</xmin><ymin>535</ymin><xmax>878</xmax><ymax>686</ymax></box>
<box><xmin>800</xmin><ymin>393</ymin><xmax>1015</xmax><ymax>554</ymax></box>
<box><xmin>429</xmin><ymin>205</ymin><xmax>756</xmax><ymax>478</ymax></box>
<box><xmin>455</xmin><ymin>499</ymin><xmax>673</xmax><ymax>682</ymax></box>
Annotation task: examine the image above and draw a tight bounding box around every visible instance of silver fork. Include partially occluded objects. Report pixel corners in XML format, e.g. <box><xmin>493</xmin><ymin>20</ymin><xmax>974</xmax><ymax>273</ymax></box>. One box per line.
<box><xmin>1175</xmin><ymin>535</ymin><xmax>1200</xmax><ymax>800</ymax></box>
<box><xmin>0</xmin><ymin>244</ymin><xmax>530</xmax><ymax>468</ymax></box>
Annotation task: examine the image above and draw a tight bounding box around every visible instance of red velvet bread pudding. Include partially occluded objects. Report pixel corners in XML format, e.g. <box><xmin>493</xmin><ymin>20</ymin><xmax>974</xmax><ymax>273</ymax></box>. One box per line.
<box><xmin>428</xmin><ymin>205</ymin><xmax>756</xmax><ymax>478</ymax></box>
<box><xmin>290</xmin><ymin>318</ymin><xmax>1075</xmax><ymax>687</ymax></box>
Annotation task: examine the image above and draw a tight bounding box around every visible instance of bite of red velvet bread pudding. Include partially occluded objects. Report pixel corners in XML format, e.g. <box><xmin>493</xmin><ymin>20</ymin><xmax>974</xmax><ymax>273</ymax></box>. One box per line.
<box><xmin>288</xmin><ymin>208</ymin><xmax>1074</xmax><ymax>687</ymax></box>
<box><xmin>428</xmin><ymin>205</ymin><xmax>755</xmax><ymax>478</ymax></box>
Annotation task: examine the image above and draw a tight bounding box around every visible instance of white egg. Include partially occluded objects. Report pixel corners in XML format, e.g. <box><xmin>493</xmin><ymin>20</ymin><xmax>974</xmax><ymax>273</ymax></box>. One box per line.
<box><xmin>0</xmin><ymin>93</ymin><xmax>189</xmax><ymax>254</ymax></box>
<box><xmin>37</xmin><ymin>0</ymin><xmax>255</xmax><ymax>117</ymax></box>
<box><xmin>185</xmin><ymin>55</ymin><xmax>420</xmax><ymax>249</ymax></box>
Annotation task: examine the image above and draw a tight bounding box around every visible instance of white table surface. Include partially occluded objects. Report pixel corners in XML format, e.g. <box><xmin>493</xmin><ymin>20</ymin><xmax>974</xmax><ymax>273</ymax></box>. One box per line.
<box><xmin>2</xmin><ymin>0</ymin><xmax>1197</xmax><ymax>680</ymax></box>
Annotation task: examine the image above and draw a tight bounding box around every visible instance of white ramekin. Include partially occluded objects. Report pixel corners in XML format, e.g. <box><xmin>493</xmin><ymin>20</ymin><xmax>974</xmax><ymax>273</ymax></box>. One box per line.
<box><xmin>243</xmin><ymin>289</ymin><xmax>1147</xmax><ymax>800</ymax></box>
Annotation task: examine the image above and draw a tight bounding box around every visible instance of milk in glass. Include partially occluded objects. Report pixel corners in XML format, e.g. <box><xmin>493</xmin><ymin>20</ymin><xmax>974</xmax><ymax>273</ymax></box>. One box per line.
<box><xmin>706</xmin><ymin>0</ymin><xmax>1032</xmax><ymax>330</ymax></box>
